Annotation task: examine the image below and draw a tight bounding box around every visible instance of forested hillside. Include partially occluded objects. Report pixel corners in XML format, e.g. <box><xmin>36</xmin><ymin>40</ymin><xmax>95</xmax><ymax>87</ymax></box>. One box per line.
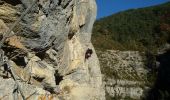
<box><xmin>92</xmin><ymin>2</ymin><xmax>170</xmax><ymax>99</ymax></box>
<box><xmin>92</xmin><ymin>2</ymin><xmax>170</xmax><ymax>52</ymax></box>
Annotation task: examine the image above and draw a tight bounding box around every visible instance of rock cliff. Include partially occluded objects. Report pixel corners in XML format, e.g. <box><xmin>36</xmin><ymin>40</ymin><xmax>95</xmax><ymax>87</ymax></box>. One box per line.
<box><xmin>97</xmin><ymin>50</ymin><xmax>149</xmax><ymax>100</ymax></box>
<box><xmin>0</xmin><ymin>0</ymin><xmax>105</xmax><ymax>100</ymax></box>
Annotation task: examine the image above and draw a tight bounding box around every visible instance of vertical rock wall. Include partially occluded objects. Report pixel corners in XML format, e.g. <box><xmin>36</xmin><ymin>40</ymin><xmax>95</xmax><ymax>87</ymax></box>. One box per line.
<box><xmin>0</xmin><ymin>0</ymin><xmax>105</xmax><ymax>100</ymax></box>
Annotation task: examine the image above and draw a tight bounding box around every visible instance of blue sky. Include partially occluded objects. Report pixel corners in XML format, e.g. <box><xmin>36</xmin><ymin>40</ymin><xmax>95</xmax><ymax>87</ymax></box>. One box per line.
<box><xmin>96</xmin><ymin>0</ymin><xmax>170</xmax><ymax>19</ymax></box>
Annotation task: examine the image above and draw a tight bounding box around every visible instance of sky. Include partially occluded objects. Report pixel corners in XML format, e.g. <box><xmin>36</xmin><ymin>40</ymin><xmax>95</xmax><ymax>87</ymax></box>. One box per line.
<box><xmin>96</xmin><ymin>0</ymin><xmax>170</xmax><ymax>19</ymax></box>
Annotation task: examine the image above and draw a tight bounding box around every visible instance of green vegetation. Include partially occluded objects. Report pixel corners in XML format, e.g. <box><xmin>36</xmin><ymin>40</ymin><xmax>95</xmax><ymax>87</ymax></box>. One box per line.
<box><xmin>92</xmin><ymin>2</ymin><xmax>170</xmax><ymax>52</ymax></box>
<box><xmin>93</xmin><ymin>3</ymin><xmax>170</xmax><ymax>99</ymax></box>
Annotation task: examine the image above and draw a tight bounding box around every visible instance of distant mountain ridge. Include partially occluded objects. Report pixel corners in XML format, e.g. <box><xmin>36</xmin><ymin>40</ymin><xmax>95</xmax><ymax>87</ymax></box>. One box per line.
<box><xmin>92</xmin><ymin>2</ymin><xmax>170</xmax><ymax>52</ymax></box>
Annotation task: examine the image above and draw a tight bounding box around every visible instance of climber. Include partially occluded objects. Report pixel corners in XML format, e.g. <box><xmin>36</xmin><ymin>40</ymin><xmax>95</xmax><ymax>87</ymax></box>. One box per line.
<box><xmin>68</xmin><ymin>32</ymin><xmax>75</xmax><ymax>40</ymax></box>
<box><xmin>85</xmin><ymin>48</ymin><xmax>93</xmax><ymax>60</ymax></box>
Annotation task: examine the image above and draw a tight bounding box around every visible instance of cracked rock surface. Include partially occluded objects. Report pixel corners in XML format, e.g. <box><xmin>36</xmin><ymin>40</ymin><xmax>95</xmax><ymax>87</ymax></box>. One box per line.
<box><xmin>0</xmin><ymin>0</ymin><xmax>105</xmax><ymax>100</ymax></box>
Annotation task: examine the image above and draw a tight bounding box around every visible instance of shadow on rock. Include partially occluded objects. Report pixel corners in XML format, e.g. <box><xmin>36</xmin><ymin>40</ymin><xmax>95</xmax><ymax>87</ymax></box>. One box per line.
<box><xmin>146</xmin><ymin>49</ymin><xmax>170</xmax><ymax>100</ymax></box>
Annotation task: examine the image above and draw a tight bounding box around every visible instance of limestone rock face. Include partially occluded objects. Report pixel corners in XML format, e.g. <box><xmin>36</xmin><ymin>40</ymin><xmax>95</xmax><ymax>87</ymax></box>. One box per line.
<box><xmin>0</xmin><ymin>0</ymin><xmax>105</xmax><ymax>100</ymax></box>
<box><xmin>0</xmin><ymin>77</ymin><xmax>51</xmax><ymax>100</ymax></box>
<box><xmin>97</xmin><ymin>50</ymin><xmax>149</xmax><ymax>100</ymax></box>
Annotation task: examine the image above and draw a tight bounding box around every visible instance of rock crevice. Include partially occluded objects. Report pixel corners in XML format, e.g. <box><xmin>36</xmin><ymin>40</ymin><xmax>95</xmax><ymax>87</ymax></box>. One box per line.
<box><xmin>0</xmin><ymin>0</ymin><xmax>105</xmax><ymax>100</ymax></box>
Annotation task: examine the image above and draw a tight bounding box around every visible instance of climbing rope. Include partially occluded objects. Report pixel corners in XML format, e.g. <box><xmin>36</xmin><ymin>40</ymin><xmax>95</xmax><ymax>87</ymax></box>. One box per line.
<box><xmin>0</xmin><ymin>0</ymin><xmax>38</xmax><ymax>48</ymax></box>
<box><xmin>0</xmin><ymin>1</ymin><xmax>38</xmax><ymax>100</ymax></box>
